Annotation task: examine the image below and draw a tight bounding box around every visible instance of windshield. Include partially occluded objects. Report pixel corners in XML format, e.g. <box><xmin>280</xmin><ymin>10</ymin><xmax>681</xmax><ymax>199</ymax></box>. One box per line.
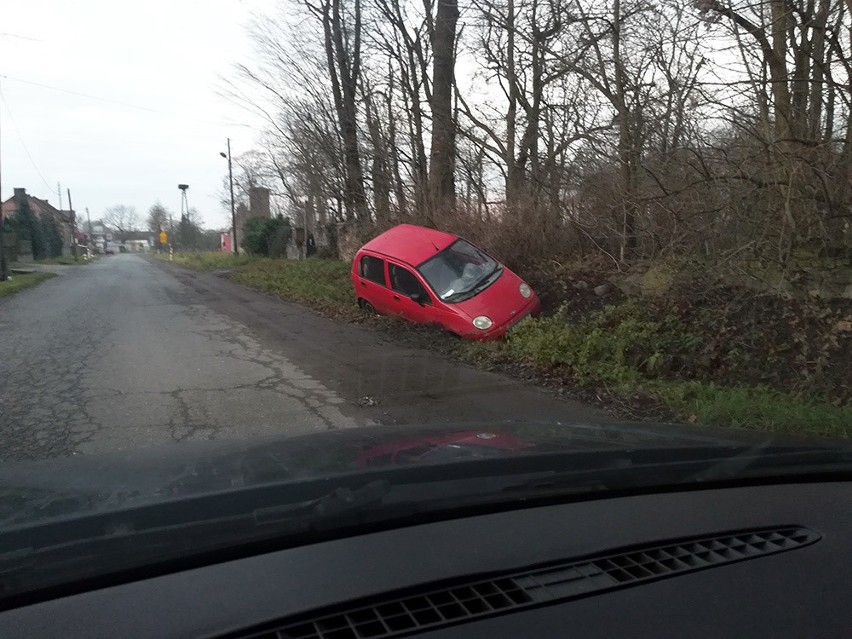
<box><xmin>417</xmin><ymin>240</ymin><xmax>500</xmax><ymax>302</ymax></box>
<box><xmin>0</xmin><ymin>0</ymin><xmax>850</xmax><ymax>611</ymax></box>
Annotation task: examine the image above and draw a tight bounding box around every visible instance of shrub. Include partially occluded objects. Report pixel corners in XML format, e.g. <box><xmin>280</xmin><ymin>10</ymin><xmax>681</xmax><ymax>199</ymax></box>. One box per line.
<box><xmin>11</xmin><ymin>199</ymin><xmax>46</xmax><ymax>259</ymax></box>
<box><xmin>243</xmin><ymin>216</ymin><xmax>292</xmax><ymax>256</ymax></box>
<box><xmin>41</xmin><ymin>217</ymin><xmax>64</xmax><ymax>258</ymax></box>
<box><xmin>507</xmin><ymin>301</ymin><xmax>703</xmax><ymax>387</ymax></box>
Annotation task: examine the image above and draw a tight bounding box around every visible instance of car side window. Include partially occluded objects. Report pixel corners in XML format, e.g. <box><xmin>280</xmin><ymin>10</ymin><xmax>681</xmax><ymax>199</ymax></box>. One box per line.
<box><xmin>359</xmin><ymin>255</ymin><xmax>386</xmax><ymax>285</ymax></box>
<box><xmin>390</xmin><ymin>264</ymin><xmax>431</xmax><ymax>303</ymax></box>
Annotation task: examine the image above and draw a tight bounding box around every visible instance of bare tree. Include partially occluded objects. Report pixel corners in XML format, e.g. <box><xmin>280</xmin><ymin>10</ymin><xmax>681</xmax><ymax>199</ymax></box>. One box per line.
<box><xmin>427</xmin><ymin>0</ymin><xmax>460</xmax><ymax>215</ymax></box>
<box><xmin>146</xmin><ymin>203</ymin><xmax>170</xmax><ymax>234</ymax></box>
<box><xmin>103</xmin><ymin>205</ymin><xmax>140</xmax><ymax>243</ymax></box>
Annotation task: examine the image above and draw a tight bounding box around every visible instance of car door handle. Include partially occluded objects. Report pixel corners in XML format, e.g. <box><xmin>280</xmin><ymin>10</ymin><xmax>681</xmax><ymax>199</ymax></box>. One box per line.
<box><xmin>393</xmin><ymin>295</ymin><xmax>400</xmax><ymax>301</ymax></box>
<box><xmin>360</xmin><ymin>281</ymin><xmax>367</xmax><ymax>287</ymax></box>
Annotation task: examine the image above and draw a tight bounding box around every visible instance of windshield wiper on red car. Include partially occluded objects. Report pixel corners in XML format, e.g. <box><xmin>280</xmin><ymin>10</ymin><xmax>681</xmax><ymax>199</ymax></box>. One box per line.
<box><xmin>444</xmin><ymin>265</ymin><xmax>502</xmax><ymax>302</ymax></box>
<box><xmin>471</xmin><ymin>265</ymin><xmax>502</xmax><ymax>293</ymax></box>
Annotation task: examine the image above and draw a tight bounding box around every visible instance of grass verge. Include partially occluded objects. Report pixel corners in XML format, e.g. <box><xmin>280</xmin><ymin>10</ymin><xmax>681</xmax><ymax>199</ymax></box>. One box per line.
<box><xmin>154</xmin><ymin>252</ymin><xmax>263</xmax><ymax>270</ymax></box>
<box><xmin>473</xmin><ymin>303</ymin><xmax>851</xmax><ymax>438</ymax></box>
<box><xmin>19</xmin><ymin>255</ymin><xmax>98</xmax><ymax>265</ymax></box>
<box><xmin>0</xmin><ymin>272</ymin><xmax>56</xmax><ymax>298</ymax></box>
<box><xmin>652</xmin><ymin>381</ymin><xmax>851</xmax><ymax>439</ymax></box>
<box><xmin>172</xmin><ymin>256</ymin><xmax>851</xmax><ymax>438</ymax></box>
<box><xmin>230</xmin><ymin>259</ymin><xmax>355</xmax><ymax>317</ymax></box>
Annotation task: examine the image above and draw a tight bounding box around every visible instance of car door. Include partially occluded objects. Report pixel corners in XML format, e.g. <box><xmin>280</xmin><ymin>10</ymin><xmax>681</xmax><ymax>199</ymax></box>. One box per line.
<box><xmin>356</xmin><ymin>253</ymin><xmax>395</xmax><ymax>314</ymax></box>
<box><xmin>388</xmin><ymin>262</ymin><xmax>439</xmax><ymax>324</ymax></box>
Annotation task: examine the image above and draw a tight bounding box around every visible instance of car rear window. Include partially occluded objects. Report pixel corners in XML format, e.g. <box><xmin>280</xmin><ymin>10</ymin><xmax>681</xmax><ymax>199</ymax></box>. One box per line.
<box><xmin>359</xmin><ymin>255</ymin><xmax>386</xmax><ymax>285</ymax></box>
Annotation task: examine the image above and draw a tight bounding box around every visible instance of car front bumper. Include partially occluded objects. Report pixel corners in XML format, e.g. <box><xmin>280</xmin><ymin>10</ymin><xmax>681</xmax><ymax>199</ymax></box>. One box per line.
<box><xmin>463</xmin><ymin>295</ymin><xmax>542</xmax><ymax>341</ymax></box>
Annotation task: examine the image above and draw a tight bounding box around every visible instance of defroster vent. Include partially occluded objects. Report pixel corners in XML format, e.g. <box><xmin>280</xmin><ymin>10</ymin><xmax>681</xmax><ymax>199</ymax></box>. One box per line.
<box><xmin>237</xmin><ymin>526</ymin><xmax>820</xmax><ymax>639</ymax></box>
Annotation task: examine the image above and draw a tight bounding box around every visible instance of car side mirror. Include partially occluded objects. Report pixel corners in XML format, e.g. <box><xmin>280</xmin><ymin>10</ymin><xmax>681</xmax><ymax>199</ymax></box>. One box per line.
<box><xmin>411</xmin><ymin>291</ymin><xmax>428</xmax><ymax>306</ymax></box>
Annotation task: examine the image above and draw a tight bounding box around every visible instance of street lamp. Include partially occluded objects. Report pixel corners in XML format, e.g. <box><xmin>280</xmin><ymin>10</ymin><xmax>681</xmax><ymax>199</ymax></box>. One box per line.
<box><xmin>220</xmin><ymin>139</ymin><xmax>237</xmax><ymax>254</ymax></box>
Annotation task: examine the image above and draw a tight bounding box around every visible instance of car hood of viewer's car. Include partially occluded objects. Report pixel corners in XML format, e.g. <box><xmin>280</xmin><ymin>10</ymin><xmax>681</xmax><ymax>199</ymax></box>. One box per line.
<box><xmin>0</xmin><ymin>421</ymin><xmax>840</xmax><ymax>529</ymax></box>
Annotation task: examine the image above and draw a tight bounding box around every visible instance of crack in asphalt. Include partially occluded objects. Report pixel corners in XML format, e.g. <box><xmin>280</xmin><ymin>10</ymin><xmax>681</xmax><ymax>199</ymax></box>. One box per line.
<box><xmin>0</xmin><ymin>256</ymin><xmax>365</xmax><ymax>461</ymax></box>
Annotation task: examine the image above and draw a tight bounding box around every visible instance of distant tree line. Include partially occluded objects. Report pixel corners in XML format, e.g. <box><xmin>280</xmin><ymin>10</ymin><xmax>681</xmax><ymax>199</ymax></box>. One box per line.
<box><xmin>145</xmin><ymin>202</ymin><xmax>224</xmax><ymax>252</ymax></box>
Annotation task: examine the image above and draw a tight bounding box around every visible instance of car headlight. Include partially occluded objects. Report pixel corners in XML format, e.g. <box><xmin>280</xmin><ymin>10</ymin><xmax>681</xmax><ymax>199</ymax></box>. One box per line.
<box><xmin>519</xmin><ymin>282</ymin><xmax>532</xmax><ymax>298</ymax></box>
<box><xmin>473</xmin><ymin>316</ymin><xmax>493</xmax><ymax>330</ymax></box>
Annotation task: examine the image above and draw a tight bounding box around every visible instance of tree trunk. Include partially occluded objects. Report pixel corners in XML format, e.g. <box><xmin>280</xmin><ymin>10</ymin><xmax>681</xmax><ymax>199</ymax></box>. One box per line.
<box><xmin>323</xmin><ymin>0</ymin><xmax>368</xmax><ymax>221</ymax></box>
<box><xmin>769</xmin><ymin>0</ymin><xmax>795</xmax><ymax>142</ymax></box>
<box><xmin>428</xmin><ymin>0</ymin><xmax>459</xmax><ymax>218</ymax></box>
<box><xmin>366</xmin><ymin>92</ymin><xmax>391</xmax><ymax>224</ymax></box>
<box><xmin>612</xmin><ymin>0</ymin><xmax>637</xmax><ymax>258</ymax></box>
<box><xmin>505</xmin><ymin>0</ymin><xmax>521</xmax><ymax>209</ymax></box>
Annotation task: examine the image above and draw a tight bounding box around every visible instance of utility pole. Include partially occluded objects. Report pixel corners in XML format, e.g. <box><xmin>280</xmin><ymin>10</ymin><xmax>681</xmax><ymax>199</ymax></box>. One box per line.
<box><xmin>67</xmin><ymin>188</ymin><xmax>76</xmax><ymax>260</ymax></box>
<box><xmin>226</xmin><ymin>139</ymin><xmax>237</xmax><ymax>254</ymax></box>
<box><xmin>0</xmin><ymin>74</ymin><xmax>6</xmax><ymax>280</ymax></box>
<box><xmin>178</xmin><ymin>184</ymin><xmax>189</xmax><ymax>252</ymax></box>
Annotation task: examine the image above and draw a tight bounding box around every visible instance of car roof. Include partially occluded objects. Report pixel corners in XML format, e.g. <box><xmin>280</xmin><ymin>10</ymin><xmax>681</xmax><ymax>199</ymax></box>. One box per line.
<box><xmin>360</xmin><ymin>224</ymin><xmax>458</xmax><ymax>266</ymax></box>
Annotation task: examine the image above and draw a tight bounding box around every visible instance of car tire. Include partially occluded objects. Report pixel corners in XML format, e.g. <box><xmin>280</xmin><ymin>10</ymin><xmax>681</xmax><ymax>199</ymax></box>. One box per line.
<box><xmin>360</xmin><ymin>300</ymin><xmax>378</xmax><ymax>315</ymax></box>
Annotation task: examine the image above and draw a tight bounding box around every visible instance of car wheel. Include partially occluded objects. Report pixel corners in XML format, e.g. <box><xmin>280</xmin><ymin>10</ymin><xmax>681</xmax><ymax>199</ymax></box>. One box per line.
<box><xmin>361</xmin><ymin>300</ymin><xmax>377</xmax><ymax>315</ymax></box>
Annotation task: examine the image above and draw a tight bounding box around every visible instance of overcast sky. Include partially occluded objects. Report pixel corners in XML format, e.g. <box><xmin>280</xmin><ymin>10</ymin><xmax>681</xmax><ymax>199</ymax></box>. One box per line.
<box><xmin>0</xmin><ymin>0</ymin><xmax>272</xmax><ymax>229</ymax></box>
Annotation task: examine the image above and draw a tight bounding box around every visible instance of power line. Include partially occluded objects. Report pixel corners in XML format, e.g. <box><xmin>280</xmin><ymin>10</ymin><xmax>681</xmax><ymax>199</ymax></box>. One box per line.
<box><xmin>0</xmin><ymin>88</ymin><xmax>52</xmax><ymax>191</ymax></box>
<box><xmin>2</xmin><ymin>74</ymin><xmax>172</xmax><ymax>115</ymax></box>
<box><xmin>0</xmin><ymin>33</ymin><xmax>43</xmax><ymax>43</ymax></box>
<box><xmin>0</xmin><ymin>73</ymin><xmax>254</xmax><ymax>128</ymax></box>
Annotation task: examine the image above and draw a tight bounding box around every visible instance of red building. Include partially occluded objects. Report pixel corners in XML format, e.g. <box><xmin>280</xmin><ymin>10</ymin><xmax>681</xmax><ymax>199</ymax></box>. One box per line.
<box><xmin>1</xmin><ymin>188</ymin><xmax>75</xmax><ymax>256</ymax></box>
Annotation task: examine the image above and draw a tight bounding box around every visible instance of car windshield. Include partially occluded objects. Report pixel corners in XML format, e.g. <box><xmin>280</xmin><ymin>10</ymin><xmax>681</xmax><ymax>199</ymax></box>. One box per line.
<box><xmin>417</xmin><ymin>240</ymin><xmax>500</xmax><ymax>301</ymax></box>
<box><xmin>0</xmin><ymin>0</ymin><xmax>850</xmax><ymax>611</ymax></box>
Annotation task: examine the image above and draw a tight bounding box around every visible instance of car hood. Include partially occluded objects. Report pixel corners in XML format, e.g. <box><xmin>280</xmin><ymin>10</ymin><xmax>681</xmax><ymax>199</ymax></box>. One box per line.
<box><xmin>453</xmin><ymin>269</ymin><xmax>530</xmax><ymax>323</ymax></box>
<box><xmin>0</xmin><ymin>421</ymin><xmax>838</xmax><ymax>528</ymax></box>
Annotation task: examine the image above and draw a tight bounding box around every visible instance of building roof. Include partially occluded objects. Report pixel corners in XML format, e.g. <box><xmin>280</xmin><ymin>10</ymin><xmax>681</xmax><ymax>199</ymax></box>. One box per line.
<box><xmin>361</xmin><ymin>224</ymin><xmax>458</xmax><ymax>266</ymax></box>
<box><xmin>2</xmin><ymin>189</ymin><xmax>74</xmax><ymax>225</ymax></box>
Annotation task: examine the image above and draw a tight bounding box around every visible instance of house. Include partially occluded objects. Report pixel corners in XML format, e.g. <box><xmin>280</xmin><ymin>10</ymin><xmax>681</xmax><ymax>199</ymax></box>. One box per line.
<box><xmin>119</xmin><ymin>231</ymin><xmax>153</xmax><ymax>253</ymax></box>
<box><xmin>1</xmin><ymin>187</ymin><xmax>75</xmax><ymax>258</ymax></box>
<box><xmin>89</xmin><ymin>224</ymin><xmax>110</xmax><ymax>254</ymax></box>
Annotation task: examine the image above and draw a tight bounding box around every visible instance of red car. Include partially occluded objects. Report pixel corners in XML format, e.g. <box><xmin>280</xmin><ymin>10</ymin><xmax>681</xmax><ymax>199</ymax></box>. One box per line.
<box><xmin>352</xmin><ymin>224</ymin><xmax>541</xmax><ymax>339</ymax></box>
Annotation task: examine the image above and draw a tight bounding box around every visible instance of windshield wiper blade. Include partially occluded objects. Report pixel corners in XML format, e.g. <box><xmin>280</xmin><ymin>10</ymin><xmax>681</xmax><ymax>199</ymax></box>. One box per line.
<box><xmin>472</xmin><ymin>265</ymin><xmax>501</xmax><ymax>291</ymax></box>
<box><xmin>445</xmin><ymin>267</ymin><xmax>502</xmax><ymax>302</ymax></box>
<box><xmin>0</xmin><ymin>480</ymin><xmax>395</xmax><ymax>602</ymax></box>
<box><xmin>252</xmin><ymin>479</ymin><xmax>391</xmax><ymax>528</ymax></box>
<box><xmin>687</xmin><ymin>446</ymin><xmax>852</xmax><ymax>483</ymax></box>
<box><xmin>496</xmin><ymin>446</ymin><xmax>852</xmax><ymax>499</ymax></box>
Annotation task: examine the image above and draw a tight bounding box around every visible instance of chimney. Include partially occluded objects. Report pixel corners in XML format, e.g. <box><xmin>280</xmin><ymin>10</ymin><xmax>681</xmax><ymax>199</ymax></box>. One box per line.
<box><xmin>248</xmin><ymin>187</ymin><xmax>271</xmax><ymax>218</ymax></box>
<box><xmin>13</xmin><ymin>188</ymin><xmax>26</xmax><ymax>199</ymax></box>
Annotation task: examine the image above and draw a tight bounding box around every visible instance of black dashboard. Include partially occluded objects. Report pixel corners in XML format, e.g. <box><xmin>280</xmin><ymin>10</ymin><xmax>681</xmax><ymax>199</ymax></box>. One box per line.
<box><xmin>1</xmin><ymin>481</ymin><xmax>850</xmax><ymax>638</ymax></box>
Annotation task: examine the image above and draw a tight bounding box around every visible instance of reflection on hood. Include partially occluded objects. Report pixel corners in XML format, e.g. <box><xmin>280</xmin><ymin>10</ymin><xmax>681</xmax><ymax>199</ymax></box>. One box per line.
<box><xmin>0</xmin><ymin>420</ymin><xmax>810</xmax><ymax>528</ymax></box>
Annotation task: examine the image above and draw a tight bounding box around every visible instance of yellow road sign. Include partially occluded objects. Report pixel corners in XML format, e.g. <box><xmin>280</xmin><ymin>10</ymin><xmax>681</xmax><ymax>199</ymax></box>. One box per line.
<box><xmin>159</xmin><ymin>231</ymin><xmax>168</xmax><ymax>244</ymax></box>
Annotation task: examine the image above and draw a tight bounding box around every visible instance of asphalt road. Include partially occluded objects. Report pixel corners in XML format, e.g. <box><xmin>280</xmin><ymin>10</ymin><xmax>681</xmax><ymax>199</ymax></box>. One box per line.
<box><xmin>0</xmin><ymin>255</ymin><xmax>607</xmax><ymax>461</ymax></box>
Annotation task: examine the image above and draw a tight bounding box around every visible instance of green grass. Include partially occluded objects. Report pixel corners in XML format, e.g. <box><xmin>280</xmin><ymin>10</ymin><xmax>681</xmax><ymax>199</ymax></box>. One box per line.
<box><xmin>0</xmin><ymin>272</ymin><xmax>56</xmax><ymax>297</ymax></box>
<box><xmin>230</xmin><ymin>258</ymin><xmax>355</xmax><ymax>316</ymax></box>
<box><xmin>19</xmin><ymin>255</ymin><xmax>98</xmax><ymax>265</ymax></box>
<box><xmin>461</xmin><ymin>336</ymin><xmax>851</xmax><ymax>438</ymax></box>
<box><xmin>651</xmin><ymin>381</ymin><xmax>852</xmax><ymax>439</ymax></box>
<box><xmin>494</xmin><ymin>304</ymin><xmax>852</xmax><ymax>438</ymax></box>
<box><xmin>154</xmin><ymin>251</ymin><xmax>264</xmax><ymax>270</ymax></box>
